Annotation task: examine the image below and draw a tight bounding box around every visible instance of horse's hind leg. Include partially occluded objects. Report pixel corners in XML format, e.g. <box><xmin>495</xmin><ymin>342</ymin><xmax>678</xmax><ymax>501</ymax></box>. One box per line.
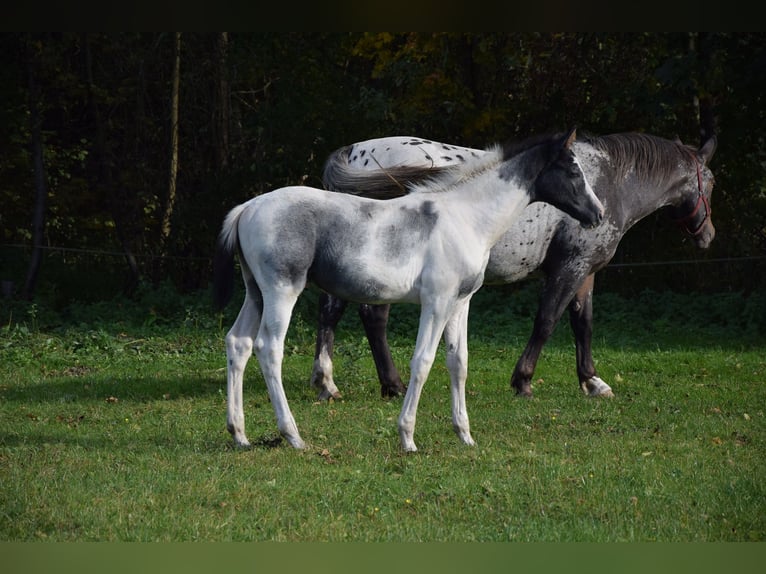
<box><xmin>568</xmin><ymin>273</ymin><xmax>613</xmax><ymax>397</ymax></box>
<box><xmin>225</xmin><ymin>285</ymin><xmax>263</xmax><ymax>448</ymax></box>
<box><xmin>359</xmin><ymin>303</ymin><xmax>407</xmax><ymax>397</ymax></box>
<box><xmin>256</xmin><ymin>287</ymin><xmax>306</xmax><ymax>449</ymax></box>
<box><xmin>310</xmin><ymin>292</ymin><xmax>346</xmax><ymax>401</ymax></box>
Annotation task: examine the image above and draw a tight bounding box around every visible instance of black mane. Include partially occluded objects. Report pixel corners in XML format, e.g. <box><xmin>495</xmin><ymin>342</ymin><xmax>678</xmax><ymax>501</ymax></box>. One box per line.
<box><xmin>583</xmin><ymin>132</ymin><xmax>693</xmax><ymax>185</ymax></box>
<box><xmin>501</xmin><ymin>132</ymin><xmax>566</xmax><ymax>162</ymax></box>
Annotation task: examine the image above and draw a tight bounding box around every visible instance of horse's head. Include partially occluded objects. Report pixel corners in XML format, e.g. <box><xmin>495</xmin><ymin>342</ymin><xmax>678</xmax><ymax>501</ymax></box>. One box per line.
<box><xmin>532</xmin><ymin>128</ymin><xmax>605</xmax><ymax>229</ymax></box>
<box><xmin>669</xmin><ymin>135</ymin><xmax>717</xmax><ymax>248</ymax></box>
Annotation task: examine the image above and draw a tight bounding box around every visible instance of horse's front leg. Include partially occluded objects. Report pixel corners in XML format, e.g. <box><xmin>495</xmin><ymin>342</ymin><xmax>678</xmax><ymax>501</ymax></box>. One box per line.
<box><xmin>443</xmin><ymin>297</ymin><xmax>475</xmax><ymax>446</ymax></box>
<box><xmin>510</xmin><ymin>272</ymin><xmax>584</xmax><ymax>397</ymax></box>
<box><xmin>310</xmin><ymin>292</ymin><xmax>346</xmax><ymax>401</ymax></box>
<box><xmin>568</xmin><ymin>273</ymin><xmax>613</xmax><ymax>397</ymax></box>
<box><xmin>359</xmin><ymin>303</ymin><xmax>407</xmax><ymax>397</ymax></box>
<box><xmin>398</xmin><ymin>300</ymin><xmax>452</xmax><ymax>452</ymax></box>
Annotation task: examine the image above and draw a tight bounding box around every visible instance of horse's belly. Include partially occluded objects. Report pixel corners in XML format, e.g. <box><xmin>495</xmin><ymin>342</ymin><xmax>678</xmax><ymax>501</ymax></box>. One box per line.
<box><xmin>311</xmin><ymin>259</ymin><xmax>421</xmax><ymax>305</ymax></box>
<box><xmin>484</xmin><ymin>204</ymin><xmax>558</xmax><ymax>284</ymax></box>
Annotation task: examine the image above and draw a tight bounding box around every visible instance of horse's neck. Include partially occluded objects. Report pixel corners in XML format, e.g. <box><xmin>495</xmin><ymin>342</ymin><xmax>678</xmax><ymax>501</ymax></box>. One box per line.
<box><xmin>576</xmin><ymin>142</ymin><xmax>682</xmax><ymax>232</ymax></box>
<box><xmin>441</xmin><ymin>161</ymin><xmax>533</xmax><ymax>246</ymax></box>
<box><xmin>617</xmin><ymin>171</ymin><xmax>687</xmax><ymax>232</ymax></box>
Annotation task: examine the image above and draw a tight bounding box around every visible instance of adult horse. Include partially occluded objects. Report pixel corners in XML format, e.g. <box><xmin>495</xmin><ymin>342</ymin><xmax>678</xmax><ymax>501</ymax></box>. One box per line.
<box><xmin>310</xmin><ymin>132</ymin><xmax>717</xmax><ymax>400</ymax></box>
<box><xmin>213</xmin><ymin>129</ymin><xmax>604</xmax><ymax>452</ymax></box>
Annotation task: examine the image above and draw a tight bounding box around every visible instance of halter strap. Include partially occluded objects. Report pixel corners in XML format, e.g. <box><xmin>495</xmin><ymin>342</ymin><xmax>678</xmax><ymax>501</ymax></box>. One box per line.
<box><xmin>673</xmin><ymin>152</ymin><xmax>711</xmax><ymax>237</ymax></box>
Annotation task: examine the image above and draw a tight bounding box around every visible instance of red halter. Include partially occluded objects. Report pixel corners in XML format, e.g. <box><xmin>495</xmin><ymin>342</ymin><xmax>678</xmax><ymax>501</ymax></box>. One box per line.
<box><xmin>673</xmin><ymin>155</ymin><xmax>711</xmax><ymax>237</ymax></box>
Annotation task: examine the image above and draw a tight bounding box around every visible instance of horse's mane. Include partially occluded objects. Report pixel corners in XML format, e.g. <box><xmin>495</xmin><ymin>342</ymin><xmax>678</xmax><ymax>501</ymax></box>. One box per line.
<box><xmin>402</xmin><ymin>132</ymin><xmax>573</xmax><ymax>195</ymax></box>
<box><xmin>321</xmin><ymin>131</ymin><xmax>574</xmax><ymax>199</ymax></box>
<box><xmin>582</xmin><ymin>132</ymin><xmax>695</xmax><ymax>185</ymax></box>
<box><xmin>322</xmin><ymin>143</ymin><xmax>503</xmax><ymax>199</ymax></box>
<box><xmin>322</xmin><ymin>146</ymin><xmax>445</xmax><ymax>198</ymax></box>
<box><xmin>405</xmin><ymin>146</ymin><xmax>503</xmax><ymax>195</ymax></box>
<box><xmin>500</xmin><ymin>131</ymin><xmax>566</xmax><ymax>162</ymax></box>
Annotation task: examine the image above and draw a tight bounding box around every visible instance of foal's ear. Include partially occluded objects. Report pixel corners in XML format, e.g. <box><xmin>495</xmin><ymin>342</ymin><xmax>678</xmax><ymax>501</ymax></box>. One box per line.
<box><xmin>698</xmin><ymin>135</ymin><xmax>717</xmax><ymax>164</ymax></box>
<box><xmin>564</xmin><ymin>127</ymin><xmax>577</xmax><ymax>149</ymax></box>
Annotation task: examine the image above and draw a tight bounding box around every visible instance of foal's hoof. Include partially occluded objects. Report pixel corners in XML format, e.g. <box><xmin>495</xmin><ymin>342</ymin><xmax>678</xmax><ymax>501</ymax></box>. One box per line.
<box><xmin>316</xmin><ymin>388</ymin><xmax>342</xmax><ymax>401</ymax></box>
<box><xmin>286</xmin><ymin>435</ymin><xmax>308</xmax><ymax>450</ymax></box>
<box><xmin>458</xmin><ymin>432</ymin><xmax>476</xmax><ymax>447</ymax></box>
<box><xmin>232</xmin><ymin>437</ymin><xmax>251</xmax><ymax>449</ymax></box>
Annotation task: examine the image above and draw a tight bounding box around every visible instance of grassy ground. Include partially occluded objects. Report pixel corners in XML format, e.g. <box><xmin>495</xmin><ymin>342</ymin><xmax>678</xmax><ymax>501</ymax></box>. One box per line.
<box><xmin>1</xmin><ymin>282</ymin><xmax>764</xmax><ymax>541</ymax></box>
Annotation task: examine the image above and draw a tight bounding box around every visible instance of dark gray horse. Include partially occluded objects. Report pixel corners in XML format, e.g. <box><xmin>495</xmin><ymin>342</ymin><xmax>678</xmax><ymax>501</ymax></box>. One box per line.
<box><xmin>310</xmin><ymin>132</ymin><xmax>717</xmax><ymax>400</ymax></box>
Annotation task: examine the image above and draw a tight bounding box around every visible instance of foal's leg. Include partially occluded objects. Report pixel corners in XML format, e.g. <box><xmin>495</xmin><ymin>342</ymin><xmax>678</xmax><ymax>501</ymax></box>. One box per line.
<box><xmin>568</xmin><ymin>273</ymin><xmax>614</xmax><ymax>397</ymax></box>
<box><xmin>358</xmin><ymin>303</ymin><xmax>407</xmax><ymax>397</ymax></box>
<box><xmin>310</xmin><ymin>292</ymin><xmax>346</xmax><ymax>400</ymax></box>
<box><xmin>398</xmin><ymin>299</ymin><xmax>453</xmax><ymax>452</ymax></box>
<box><xmin>256</xmin><ymin>287</ymin><xmax>307</xmax><ymax>449</ymax></box>
<box><xmin>225</xmin><ymin>289</ymin><xmax>263</xmax><ymax>448</ymax></box>
<box><xmin>442</xmin><ymin>298</ymin><xmax>475</xmax><ymax>446</ymax></box>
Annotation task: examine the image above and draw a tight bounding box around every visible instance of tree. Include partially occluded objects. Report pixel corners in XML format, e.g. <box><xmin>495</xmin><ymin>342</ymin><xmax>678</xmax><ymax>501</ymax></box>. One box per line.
<box><xmin>159</xmin><ymin>32</ymin><xmax>181</xmax><ymax>259</ymax></box>
<box><xmin>21</xmin><ymin>35</ymin><xmax>48</xmax><ymax>300</ymax></box>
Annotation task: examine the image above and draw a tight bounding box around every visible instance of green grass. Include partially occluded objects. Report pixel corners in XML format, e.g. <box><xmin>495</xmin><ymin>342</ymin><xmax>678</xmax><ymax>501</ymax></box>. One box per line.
<box><xmin>1</xmin><ymin>283</ymin><xmax>764</xmax><ymax>541</ymax></box>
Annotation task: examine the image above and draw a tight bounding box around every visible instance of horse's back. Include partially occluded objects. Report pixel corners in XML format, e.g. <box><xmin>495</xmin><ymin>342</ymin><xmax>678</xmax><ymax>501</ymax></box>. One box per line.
<box><xmin>343</xmin><ymin>136</ymin><xmax>482</xmax><ymax>170</ymax></box>
<box><xmin>324</xmin><ymin>137</ymin><xmax>491</xmax><ymax>199</ymax></box>
<box><xmin>237</xmin><ymin>186</ymin><xmax>345</xmax><ymax>243</ymax></box>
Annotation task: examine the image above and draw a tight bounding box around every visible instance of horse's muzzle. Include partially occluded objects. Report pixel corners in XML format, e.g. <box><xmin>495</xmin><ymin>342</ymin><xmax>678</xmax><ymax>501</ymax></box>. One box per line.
<box><xmin>694</xmin><ymin>221</ymin><xmax>716</xmax><ymax>248</ymax></box>
<box><xmin>581</xmin><ymin>207</ymin><xmax>605</xmax><ymax>230</ymax></box>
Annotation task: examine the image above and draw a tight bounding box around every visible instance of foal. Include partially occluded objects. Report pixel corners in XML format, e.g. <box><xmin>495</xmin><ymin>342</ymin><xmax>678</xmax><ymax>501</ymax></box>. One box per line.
<box><xmin>214</xmin><ymin>129</ymin><xmax>603</xmax><ymax>452</ymax></box>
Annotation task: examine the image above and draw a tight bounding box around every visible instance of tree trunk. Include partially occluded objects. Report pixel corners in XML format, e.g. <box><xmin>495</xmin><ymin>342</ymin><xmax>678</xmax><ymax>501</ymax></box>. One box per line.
<box><xmin>160</xmin><ymin>32</ymin><xmax>181</xmax><ymax>256</ymax></box>
<box><xmin>689</xmin><ymin>32</ymin><xmax>717</xmax><ymax>145</ymax></box>
<box><xmin>696</xmin><ymin>32</ymin><xmax>717</xmax><ymax>144</ymax></box>
<box><xmin>214</xmin><ymin>32</ymin><xmax>230</xmax><ymax>171</ymax></box>
<box><xmin>22</xmin><ymin>37</ymin><xmax>48</xmax><ymax>300</ymax></box>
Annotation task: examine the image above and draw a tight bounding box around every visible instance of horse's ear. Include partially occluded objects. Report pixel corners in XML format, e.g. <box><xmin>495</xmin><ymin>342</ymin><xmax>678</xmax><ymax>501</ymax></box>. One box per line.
<box><xmin>564</xmin><ymin>127</ymin><xmax>577</xmax><ymax>149</ymax></box>
<box><xmin>698</xmin><ymin>135</ymin><xmax>717</xmax><ymax>164</ymax></box>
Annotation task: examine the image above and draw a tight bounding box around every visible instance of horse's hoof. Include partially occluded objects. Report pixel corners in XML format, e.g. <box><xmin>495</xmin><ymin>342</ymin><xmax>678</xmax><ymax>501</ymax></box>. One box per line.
<box><xmin>580</xmin><ymin>376</ymin><xmax>614</xmax><ymax>398</ymax></box>
<box><xmin>286</xmin><ymin>436</ymin><xmax>307</xmax><ymax>450</ymax></box>
<box><xmin>512</xmin><ymin>385</ymin><xmax>534</xmax><ymax>398</ymax></box>
<box><xmin>459</xmin><ymin>433</ymin><xmax>476</xmax><ymax>447</ymax></box>
<box><xmin>511</xmin><ymin>377</ymin><xmax>533</xmax><ymax>397</ymax></box>
<box><xmin>381</xmin><ymin>383</ymin><xmax>407</xmax><ymax>398</ymax></box>
<box><xmin>317</xmin><ymin>388</ymin><xmax>342</xmax><ymax>401</ymax></box>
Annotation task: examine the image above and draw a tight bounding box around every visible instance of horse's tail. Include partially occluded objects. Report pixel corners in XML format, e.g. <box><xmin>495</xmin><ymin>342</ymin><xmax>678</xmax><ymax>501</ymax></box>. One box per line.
<box><xmin>322</xmin><ymin>145</ymin><xmax>449</xmax><ymax>199</ymax></box>
<box><xmin>212</xmin><ymin>202</ymin><xmax>249</xmax><ymax>311</ymax></box>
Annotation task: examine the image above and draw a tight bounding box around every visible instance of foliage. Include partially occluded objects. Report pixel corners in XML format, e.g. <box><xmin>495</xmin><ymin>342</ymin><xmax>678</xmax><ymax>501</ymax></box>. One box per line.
<box><xmin>0</xmin><ymin>33</ymin><xmax>764</xmax><ymax>298</ymax></box>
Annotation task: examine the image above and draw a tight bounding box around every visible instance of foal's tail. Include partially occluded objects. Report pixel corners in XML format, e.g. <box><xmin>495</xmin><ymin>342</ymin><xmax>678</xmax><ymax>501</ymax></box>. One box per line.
<box><xmin>322</xmin><ymin>145</ymin><xmax>448</xmax><ymax>199</ymax></box>
<box><xmin>212</xmin><ymin>202</ymin><xmax>248</xmax><ymax>311</ymax></box>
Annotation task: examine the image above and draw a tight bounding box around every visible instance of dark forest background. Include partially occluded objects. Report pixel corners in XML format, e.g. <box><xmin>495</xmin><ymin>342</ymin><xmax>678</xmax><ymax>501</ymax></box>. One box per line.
<box><xmin>1</xmin><ymin>32</ymin><xmax>764</xmax><ymax>308</ymax></box>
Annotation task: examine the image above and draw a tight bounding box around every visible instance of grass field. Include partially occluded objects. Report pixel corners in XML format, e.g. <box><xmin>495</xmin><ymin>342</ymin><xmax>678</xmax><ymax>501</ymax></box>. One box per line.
<box><xmin>1</xmin><ymin>282</ymin><xmax>764</xmax><ymax>541</ymax></box>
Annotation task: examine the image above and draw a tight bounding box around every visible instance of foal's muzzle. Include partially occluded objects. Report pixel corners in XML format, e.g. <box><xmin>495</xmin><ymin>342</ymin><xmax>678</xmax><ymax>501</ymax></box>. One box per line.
<box><xmin>580</xmin><ymin>206</ymin><xmax>605</xmax><ymax>229</ymax></box>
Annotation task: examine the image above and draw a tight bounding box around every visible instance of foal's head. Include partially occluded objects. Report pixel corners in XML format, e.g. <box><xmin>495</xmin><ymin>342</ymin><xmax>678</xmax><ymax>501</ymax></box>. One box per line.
<box><xmin>529</xmin><ymin>128</ymin><xmax>604</xmax><ymax>229</ymax></box>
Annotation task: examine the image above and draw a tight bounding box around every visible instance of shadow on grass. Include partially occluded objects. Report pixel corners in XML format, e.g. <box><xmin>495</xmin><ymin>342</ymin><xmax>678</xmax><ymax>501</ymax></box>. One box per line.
<box><xmin>2</xmin><ymin>372</ymin><xmax>225</xmax><ymax>404</ymax></box>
